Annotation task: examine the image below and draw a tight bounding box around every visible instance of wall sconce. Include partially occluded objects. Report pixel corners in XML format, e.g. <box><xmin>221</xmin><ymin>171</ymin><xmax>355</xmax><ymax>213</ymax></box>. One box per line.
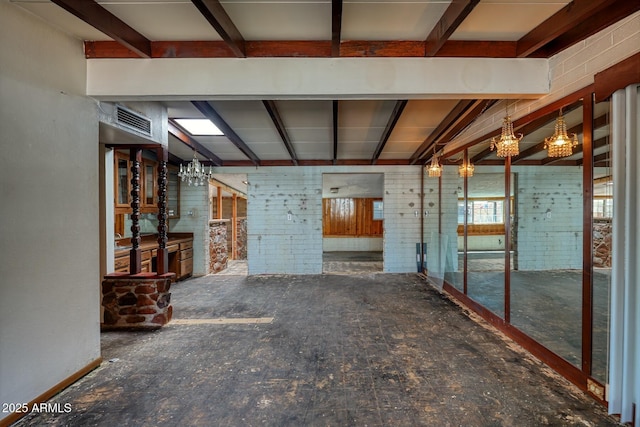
<box><xmin>544</xmin><ymin>109</ymin><xmax>579</xmax><ymax>157</ymax></box>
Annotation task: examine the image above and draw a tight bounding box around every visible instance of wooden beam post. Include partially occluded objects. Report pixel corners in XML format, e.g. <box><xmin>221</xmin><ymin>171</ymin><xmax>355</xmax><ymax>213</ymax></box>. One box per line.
<box><xmin>156</xmin><ymin>146</ymin><xmax>169</xmax><ymax>275</ymax></box>
<box><xmin>129</xmin><ymin>149</ymin><xmax>142</xmax><ymax>274</ymax></box>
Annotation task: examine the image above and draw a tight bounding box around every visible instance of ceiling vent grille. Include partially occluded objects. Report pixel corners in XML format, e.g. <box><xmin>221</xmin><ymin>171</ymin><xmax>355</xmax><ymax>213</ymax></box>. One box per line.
<box><xmin>116</xmin><ymin>105</ymin><xmax>152</xmax><ymax>136</ymax></box>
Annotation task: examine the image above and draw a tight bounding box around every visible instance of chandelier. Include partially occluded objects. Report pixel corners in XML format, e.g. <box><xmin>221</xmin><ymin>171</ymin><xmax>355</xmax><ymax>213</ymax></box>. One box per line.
<box><xmin>427</xmin><ymin>147</ymin><xmax>442</xmax><ymax>178</ymax></box>
<box><xmin>544</xmin><ymin>109</ymin><xmax>579</xmax><ymax>157</ymax></box>
<box><xmin>178</xmin><ymin>151</ymin><xmax>213</xmax><ymax>186</ymax></box>
<box><xmin>459</xmin><ymin>159</ymin><xmax>474</xmax><ymax>178</ymax></box>
<box><xmin>490</xmin><ymin>114</ymin><xmax>522</xmax><ymax>157</ymax></box>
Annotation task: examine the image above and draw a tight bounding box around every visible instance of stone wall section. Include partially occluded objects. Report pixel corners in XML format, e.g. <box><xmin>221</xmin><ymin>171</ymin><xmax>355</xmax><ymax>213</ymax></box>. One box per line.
<box><xmin>236</xmin><ymin>217</ymin><xmax>247</xmax><ymax>260</ymax></box>
<box><xmin>593</xmin><ymin>219</ymin><xmax>612</xmax><ymax>268</ymax></box>
<box><xmin>101</xmin><ymin>274</ymin><xmax>173</xmax><ymax>330</ymax></box>
<box><xmin>209</xmin><ymin>220</ymin><xmax>229</xmax><ymax>273</ymax></box>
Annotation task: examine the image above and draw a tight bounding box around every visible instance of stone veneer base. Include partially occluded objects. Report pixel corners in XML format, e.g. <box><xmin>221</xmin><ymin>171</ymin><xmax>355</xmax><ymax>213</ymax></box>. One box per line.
<box><xmin>101</xmin><ymin>273</ymin><xmax>175</xmax><ymax>330</ymax></box>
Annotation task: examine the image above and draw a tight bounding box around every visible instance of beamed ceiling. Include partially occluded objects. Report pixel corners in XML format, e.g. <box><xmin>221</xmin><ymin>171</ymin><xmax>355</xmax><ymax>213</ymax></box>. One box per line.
<box><xmin>13</xmin><ymin>0</ymin><xmax>637</xmax><ymax>167</ymax></box>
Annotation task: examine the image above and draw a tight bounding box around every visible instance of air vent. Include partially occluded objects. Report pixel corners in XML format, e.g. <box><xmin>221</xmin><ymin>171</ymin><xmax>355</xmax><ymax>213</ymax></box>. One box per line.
<box><xmin>116</xmin><ymin>105</ymin><xmax>152</xmax><ymax>136</ymax></box>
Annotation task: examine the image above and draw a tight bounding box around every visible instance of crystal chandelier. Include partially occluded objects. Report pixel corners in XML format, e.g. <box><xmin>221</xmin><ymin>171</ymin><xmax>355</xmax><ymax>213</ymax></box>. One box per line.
<box><xmin>459</xmin><ymin>159</ymin><xmax>474</xmax><ymax>178</ymax></box>
<box><xmin>544</xmin><ymin>109</ymin><xmax>579</xmax><ymax>158</ymax></box>
<box><xmin>178</xmin><ymin>151</ymin><xmax>213</xmax><ymax>186</ymax></box>
<box><xmin>490</xmin><ymin>114</ymin><xmax>522</xmax><ymax>157</ymax></box>
<box><xmin>427</xmin><ymin>147</ymin><xmax>442</xmax><ymax>178</ymax></box>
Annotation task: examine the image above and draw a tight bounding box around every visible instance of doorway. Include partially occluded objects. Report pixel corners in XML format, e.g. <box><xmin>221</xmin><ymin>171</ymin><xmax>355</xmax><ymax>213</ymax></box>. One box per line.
<box><xmin>210</xmin><ymin>174</ymin><xmax>248</xmax><ymax>275</ymax></box>
<box><xmin>322</xmin><ymin>173</ymin><xmax>384</xmax><ymax>274</ymax></box>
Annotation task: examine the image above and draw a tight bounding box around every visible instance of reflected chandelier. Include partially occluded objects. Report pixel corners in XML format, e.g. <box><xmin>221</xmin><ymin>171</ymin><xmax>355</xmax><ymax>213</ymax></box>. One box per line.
<box><xmin>490</xmin><ymin>105</ymin><xmax>522</xmax><ymax>157</ymax></box>
<box><xmin>178</xmin><ymin>151</ymin><xmax>213</xmax><ymax>186</ymax></box>
<box><xmin>427</xmin><ymin>147</ymin><xmax>442</xmax><ymax>178</ymax></box>
<box><xmin>544</xmin><ymin>109</ymin><xmax>579</xmax><ymax>158</ymax></box>
<box><xmin>459</xmin><ymin>159</ymin><xmax>474</xmax><ymax>178</ymax></box>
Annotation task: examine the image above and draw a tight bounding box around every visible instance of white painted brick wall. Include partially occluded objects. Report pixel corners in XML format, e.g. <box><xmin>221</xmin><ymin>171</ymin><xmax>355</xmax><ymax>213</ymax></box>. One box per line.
<box><xmin>513</xmin><ymin>166</ymin><xmax>583</xmax><ymax>270</ymax></box>
<box><xmin>227</xmin><ymin>165</ymin><xmax>424</xmax><ymax>274</ymax></box>
<box><xmin>169</xmin><ymin>183</ymin><xmax>211</xmax><ymax>276</ymax></box>
<box><xmin>448</xmin><ymin>11</ymin><xmax>640</xmax><ymax>152</ymax></box>
<box><xmin>247</xmin><ymin>167</ymin><xmax>323</xmax><ymax>274</ymax></box>
<box><xmin>440</xmin><ymin>166</ymin><xmax>462</xmax><ymax>272</ymax></box>
<box><xmin>382</xmin><ymin>168</ymin><xmax>423</xmax><ymax>273</ymax></box>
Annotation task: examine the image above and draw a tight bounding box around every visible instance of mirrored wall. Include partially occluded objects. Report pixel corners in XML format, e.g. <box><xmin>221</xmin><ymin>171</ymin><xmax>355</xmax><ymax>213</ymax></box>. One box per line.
<box><xmin>425</xmin><ymin>92</ymin><xmax>613</xmax><ymax>393</ymax></box>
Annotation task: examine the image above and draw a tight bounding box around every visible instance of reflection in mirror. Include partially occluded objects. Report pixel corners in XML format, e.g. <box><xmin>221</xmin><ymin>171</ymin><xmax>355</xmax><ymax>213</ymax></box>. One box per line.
<box><xmin>591</xmin><ymin>100</ymin><xmax>611</xmax><ymax>383</ymax></box>
<box><xmin>423</xmin><ymin>169</ymin><xmax>444</xmax><ymax>288</ymax></box>
<box><xmin>442</xmin><ymin>165</ymin><xmax>464</xmax><ymax>291</ymax></box>
<box><xmin>465</xmin><ymin>166</ymin><xmax>506</xmax><ymax>318</ymax></box>
<box><xmin>510</xmin><ymin>103</ymin><xmax>585</xmax><ymax>368</ymax></box>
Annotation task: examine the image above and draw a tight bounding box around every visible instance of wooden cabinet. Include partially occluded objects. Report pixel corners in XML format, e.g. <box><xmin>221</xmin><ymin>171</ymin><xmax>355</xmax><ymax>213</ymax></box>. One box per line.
<box><xmin>113</xmin><ymin>235</ymin><xmax>193</xmax><ymax>280</ymax></box>
<box><xmin>113</xmin><ymin>150</ymin><xmax>161</xmax><ymax>215</ymax></box>
<box><xmin>178</xmin><ymin>240</ymin><xmax>193</xmax><ymax>279</ymax></box>
<box><xmin>142</xmin><ymin>159</ymin><xmax>157</xmax><ymax>212</ymax></box>
<box><xmin>114</xmin><ymin>151</ymin><xmax>131</xmax><ymax>212</ymax></box>
<box><xmin>167</xmin><ymin>165</ymin><xmax>180</xmax><ymax>219</ymax></box>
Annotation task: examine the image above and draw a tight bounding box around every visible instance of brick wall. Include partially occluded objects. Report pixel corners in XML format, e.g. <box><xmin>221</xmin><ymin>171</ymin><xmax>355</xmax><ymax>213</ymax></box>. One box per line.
<box><xmin>244</xmin><ymin>165</ymin><xmax>424</xmax><ymax>274</ymax></box>
<box><xmin>383</xmin><ymin>168</ymin><xmax>423</xmax><ymax>273</ymax></box>
<box><xmin>247</xmin><ymin>167</ymin><xmax>323</xmax><ymax>274</ymax></box>
<box><xmin>513</xmin><ymin>166</ymin><xmax>583</xmax><ymax>270</ymax></box>
<box><xmin>439</xmin><ymin>166</ymin><xmax>462</xmax><ymax>272</ymax></box>
<box><xmin>169</xmin><ymin>183</ymin><xmax>211</xmax><ymax>276</ymax></box>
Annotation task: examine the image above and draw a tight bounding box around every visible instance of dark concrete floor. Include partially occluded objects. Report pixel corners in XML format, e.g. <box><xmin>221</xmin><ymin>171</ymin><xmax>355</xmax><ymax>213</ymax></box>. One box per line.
<box><xmin>15</xmin><ymin>273</ymin><xmax>618</xmax><ymax>426</ymax></box>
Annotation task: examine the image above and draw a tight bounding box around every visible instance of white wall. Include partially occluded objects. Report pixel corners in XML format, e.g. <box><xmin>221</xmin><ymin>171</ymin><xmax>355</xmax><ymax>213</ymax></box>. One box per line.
<box><xmin>215</xmin><ymin>165</ymin><xmax>423</xmax><ymax>274</ymax></box>
<box><xmin>0</xmin><ymin>2</ymin><xmax>101</xmax><ymax>422</ymax></box>
<box><xmin>513</xmin><ymin>166</ymin><xmax>583</xmax><ymax>270</ymax></box>
<box><xmin>168</xmin><ymin>183</ymin><xmax>211</xmax><ymax>276</ymax></box>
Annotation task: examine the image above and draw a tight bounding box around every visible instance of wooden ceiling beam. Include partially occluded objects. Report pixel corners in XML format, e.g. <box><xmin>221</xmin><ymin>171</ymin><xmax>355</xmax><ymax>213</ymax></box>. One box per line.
<box><xmin>262</xmin><ymin>100</ymin><xmax>299</xmax><ymax>166</ymax></box>
<box><xmin>409</xmin><ymin>100</ymin><xmax>477</xmax><ymax>164</ymax></box>
<box><xmin>424</xmin><ymin>0</ymin><xmax>481</xmax><ymax>57</ymax></box>
<box><xmin>332</xmin><ymin>0</ymin><xmax>343</xmax><ymax>57</ymax></box>
<box><xmin>168</xmin><ymin>121</ymin><xmax>223</xmax><ymax>166</ymax></box>
<box><xmin>191</xmin><ymin>101</ymin><xmax>260</xmax><ymax>166</ymax></box>
<box><xmin>190</xmin><ymin>0</ymin><xmax>245</xmax><ymax>58</ymax></box>
<box><xmin>371</xmin><ymin>100</ymin><xmax>408</xmax><ymax>164</ymax></box>
<box><xmin>51</xmin><ymin>0</ymin><xmax>151</xmax><ymax>58</ymax></box>
<box><xmin>516</xmin><ymin>0</ymin><xmax>627</xmax><ymax>58</ymax></box>
<box><xmin>533</xmin><ymin>1</ymin><xmax>640</xmax><ymax>58</ymax></box>
<box><xmin>85</xmin><ymin>40</ymin><xmax>520</xmax><ymax>59</ymax></box>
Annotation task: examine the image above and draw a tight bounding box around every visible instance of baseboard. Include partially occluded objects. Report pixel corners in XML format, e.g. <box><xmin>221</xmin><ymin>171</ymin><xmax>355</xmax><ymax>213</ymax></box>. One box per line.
<box><xmin>0</xmin><ymin>358</ymin><xmax>102</xmax><ymax>427</ymax></box>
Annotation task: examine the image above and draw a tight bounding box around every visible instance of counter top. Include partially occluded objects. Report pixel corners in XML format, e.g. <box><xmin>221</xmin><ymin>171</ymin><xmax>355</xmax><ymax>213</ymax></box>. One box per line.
<box><xmin>115</xmin><ymin>233</ymin><xmax>193</xmax><ymax>257</ymax></box>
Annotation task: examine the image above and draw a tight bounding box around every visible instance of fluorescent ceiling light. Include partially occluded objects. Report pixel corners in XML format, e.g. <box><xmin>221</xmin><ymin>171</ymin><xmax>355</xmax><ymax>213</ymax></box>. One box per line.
<box><xmin>175</xmin><ymin>118</ymin><xmax>223</xmax><ymax>136</ymax></box>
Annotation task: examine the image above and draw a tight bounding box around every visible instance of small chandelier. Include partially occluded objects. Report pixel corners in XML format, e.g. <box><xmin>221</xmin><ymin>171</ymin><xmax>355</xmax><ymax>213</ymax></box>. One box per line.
<box><xmin>459</xmin><ymin>159</ymin><xmax>474</xmax><ymax>178</ymax></box>
<box><xmin>544</xmin><ymin>109</ymin><xmax>579</xmax><ymax>158</ymax></box>
<box><xmin>427</xmin><ymin>147</ymin><xmax>442</xmax><ymax>178</ymax></box>
<box><xmin>490</xmin><ymin>114</ymin><xmax>522</xmax><ymax>157</ymax></box>
<box><xmin>178</xmin><ymin>151</ymin><xmax>213</xmax><ymax>186</ymax></box>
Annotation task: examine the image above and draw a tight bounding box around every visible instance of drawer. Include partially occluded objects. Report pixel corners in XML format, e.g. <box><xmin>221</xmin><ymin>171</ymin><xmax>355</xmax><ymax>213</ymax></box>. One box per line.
<box><xmin>167</xmin><ymin>244</ymin><xmax>179</xmax><ymax>253</ymax></box>
<box><xmin>179</xmin><ymin>248</ymin><xmax>193</xmax><ymax>261</ymax></box>
<box><xmin>179</xmin><ymin>258</ymin><xmax>193</xmax><ymax>277</ymax></box>
<box><xmin>114</xmin><ymin>256</ymin><xmax>129</xmax><ymax>270</ymax></box>
<box><xmin>179</xmin><ymin>240</ymin><xmax>193</xmax><ymax>250</ymax></box>
<box><xmin>142</xmin><ymin>250</ymin><xmax>152</xmax><ymax>261</ymax></box>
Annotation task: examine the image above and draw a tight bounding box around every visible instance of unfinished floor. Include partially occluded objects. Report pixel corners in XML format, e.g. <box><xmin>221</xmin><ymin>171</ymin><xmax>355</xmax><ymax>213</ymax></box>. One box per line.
<box><xmin>15</xmin><ymin>273</ymin><xmax>617</xmax><ymax>426</ymax></box>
